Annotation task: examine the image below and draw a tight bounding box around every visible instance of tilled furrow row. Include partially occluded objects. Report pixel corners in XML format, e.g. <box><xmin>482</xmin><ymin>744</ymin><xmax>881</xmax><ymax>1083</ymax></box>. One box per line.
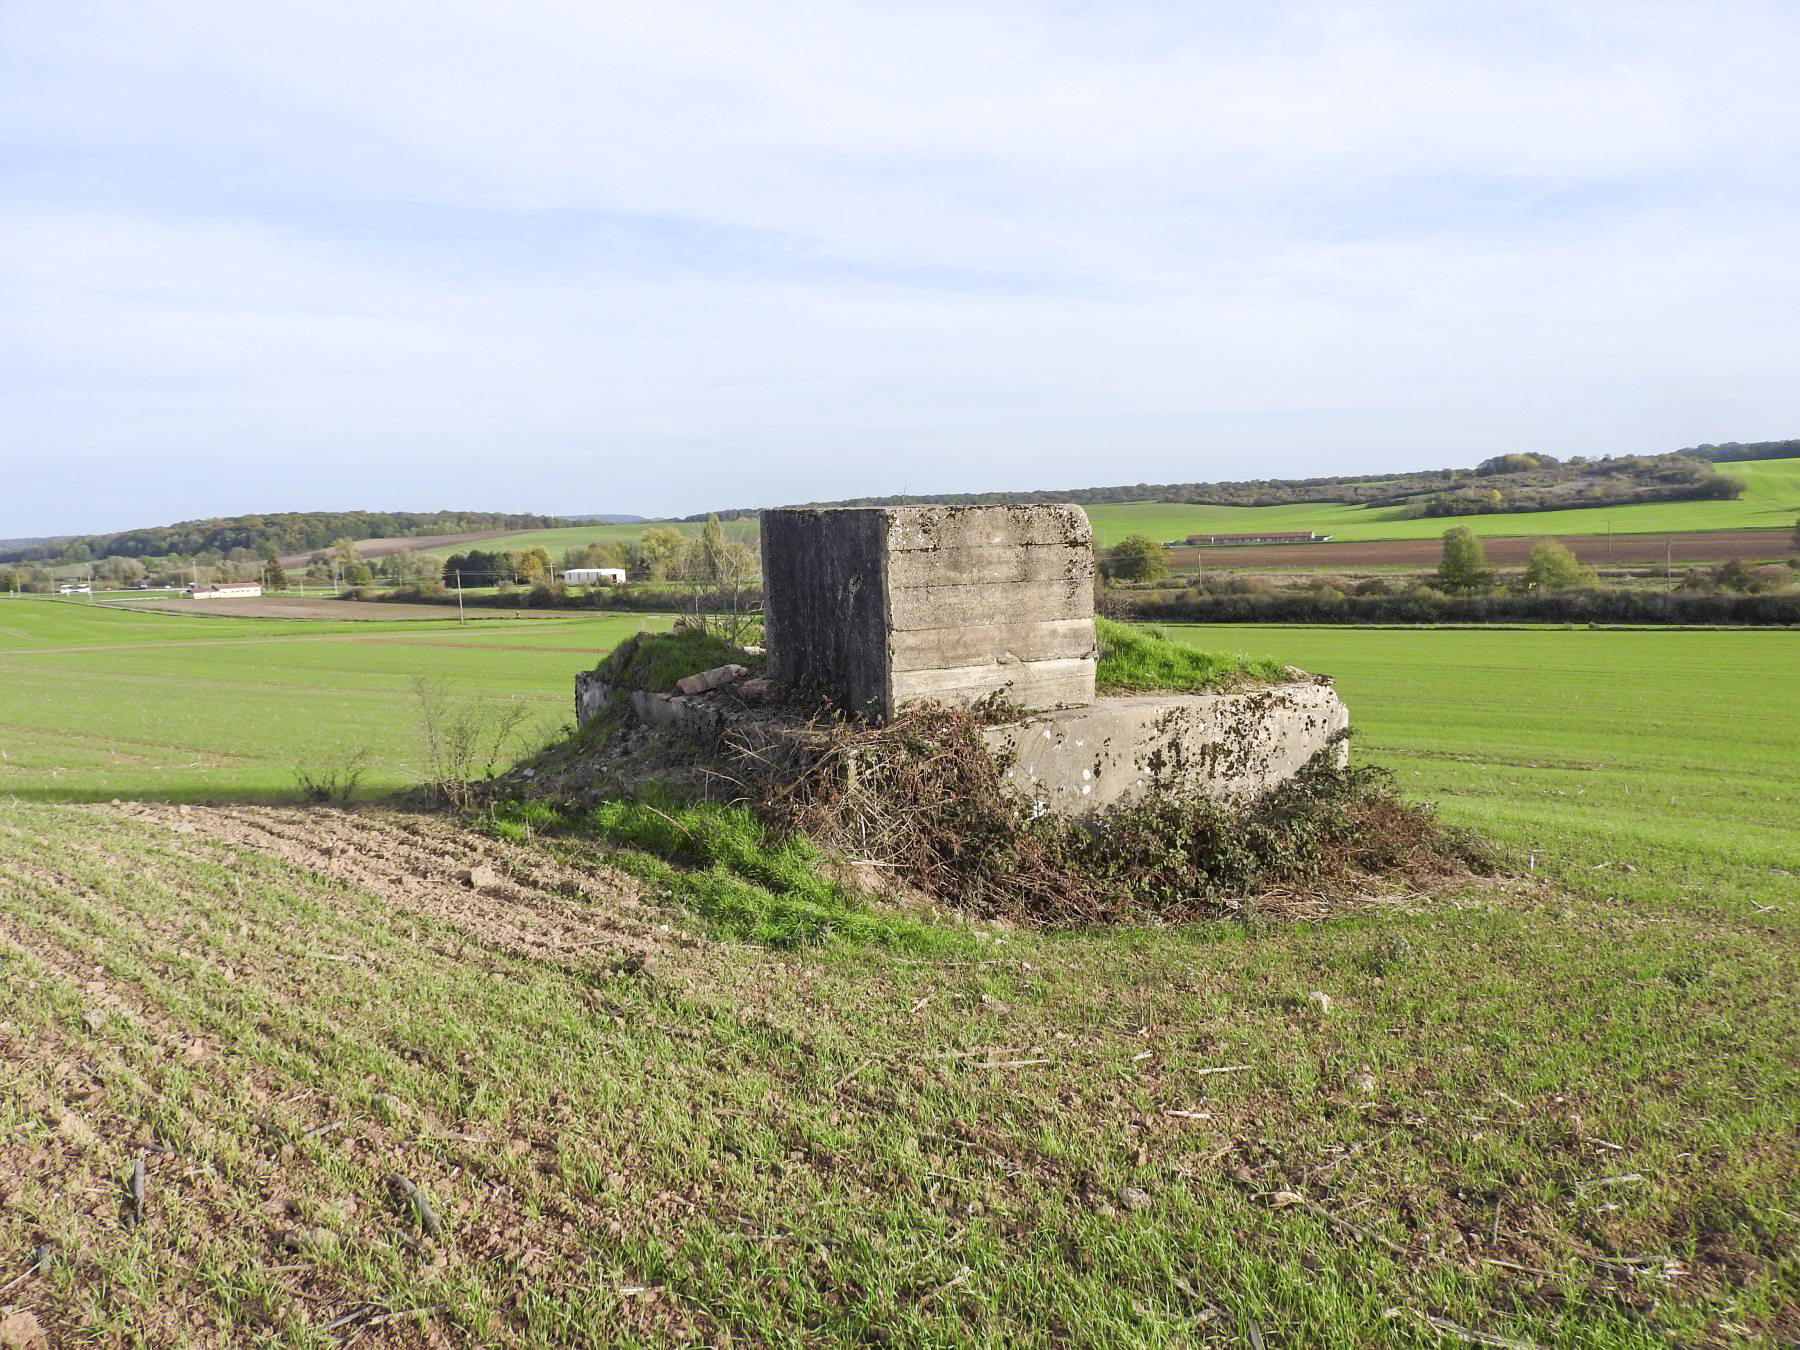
<box><xmin>108</xmin><ymin>803</ymin><xmax>663</xmax><ymax>971</ymax></box>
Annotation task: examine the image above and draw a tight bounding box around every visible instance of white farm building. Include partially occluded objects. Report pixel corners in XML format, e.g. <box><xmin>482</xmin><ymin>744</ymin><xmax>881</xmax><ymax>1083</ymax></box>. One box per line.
<box><xmin>564</xmin><ymin>568</ymin><xmax>627</xmax><ymax>586</ymax></box>
<box><xmin>188</xmin><ymin>582</ymin><xmax>263</xmax><ymax>599</ymax></box>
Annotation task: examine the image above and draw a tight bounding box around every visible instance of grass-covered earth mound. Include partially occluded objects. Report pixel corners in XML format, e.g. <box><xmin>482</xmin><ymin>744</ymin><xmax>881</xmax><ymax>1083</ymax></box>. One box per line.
<box><xmin>496</xmin><ymin>627</ymin><xmax>1489</xmax><ymax>941</ymax></box>
<box><xmin>1094</xmin><ymin>616</ymin><xmax>1289</xmax><ymax>694</ymax></box>
<box><xmin>589</xmin><ymin>627</ymin><xmax>764</xmax><ymax>693</ymax></box>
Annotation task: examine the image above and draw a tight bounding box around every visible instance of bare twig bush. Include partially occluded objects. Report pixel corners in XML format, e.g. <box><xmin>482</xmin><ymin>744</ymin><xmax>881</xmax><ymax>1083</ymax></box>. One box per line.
<box><xmin>413</xmin><ymin>678</ymin><xmax>534</xmax><ymax>809</ymax></box>
<box><xmin>292</xmin><ymin>748</ymin><xmax>372</xmax><ymax>804</ymax></box>
<box><xmin>677</xmin><ymin>519</ymin><xmax>764</xmax><ymax>646</ymax></box>
<box><xmin>716</xmin><ymin>709</ymin><xmax>1494</xmax><ymax>925</ymax></box>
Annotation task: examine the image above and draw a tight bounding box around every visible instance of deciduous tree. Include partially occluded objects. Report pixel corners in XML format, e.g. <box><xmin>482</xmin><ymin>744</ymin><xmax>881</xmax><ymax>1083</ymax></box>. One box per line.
<box><xmin>1521</xmin><ymin>540</ymin><xmax>1592</xmax><ymax>591</ymax></box>
<box><xmin>1435</xmin><ymin>527</ymin><xmax>1494</xmax><ymax>592</ymax></box>
<box><xmin>637</xmin><ymin>527</ymin><xmax>687</xmax><ymax>581</ymax></box>
<box><xmin>1105</xmin><ymin>534</ymin><xmax>1170</xmax><ymax>584</ymax></box>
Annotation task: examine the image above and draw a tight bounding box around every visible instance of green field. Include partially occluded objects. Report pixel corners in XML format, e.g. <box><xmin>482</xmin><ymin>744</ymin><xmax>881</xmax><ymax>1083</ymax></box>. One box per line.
<box><xmin>408</xmin><ymin>459</ymin><xmax>1800</xmax><ymax>561</ymax></box>
<box><xmin>1</xmin><ymin>603</ymin><xmax>1795</xmax><ymax>1345</ymax></box>
<box><xmin>1074</xmin><ymin>457</ymin><xmax>1800</xmax><ymax>548</ymax></box>
<box><xmin>1172</xmin><ymin>624</ymin><xmax>1799</xmax><ymax>928</ymax></box>
<box><xmin>0</xmin><ymin>598</ymin><xmax>669</xmax><ymax>801</ymax></box>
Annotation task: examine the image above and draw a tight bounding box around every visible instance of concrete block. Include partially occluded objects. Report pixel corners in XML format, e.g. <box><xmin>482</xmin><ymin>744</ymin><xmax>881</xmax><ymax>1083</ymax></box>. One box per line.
<box><xmin>575</xmin><ymin>672</ymin><xmax>611</xmax><ymax>725</ymax></box>
<box><xmin>761</xmin><ymin>504</ymin><xmax>1096</xmax><ymax>719</ymax></box>
<box><xmin>980</xmin><ymin>683</ymin><xmax>1350</xmax><ymax>816</ymax></box>
<box><xmin>675</xmin><ymin>663</ymin><xmax>748</xmax><ymax>696</ymax></box>
<box><xmin>761</xmin><ymin>508</ymin><xmax>893</xmax><ymax>717</ymax></box>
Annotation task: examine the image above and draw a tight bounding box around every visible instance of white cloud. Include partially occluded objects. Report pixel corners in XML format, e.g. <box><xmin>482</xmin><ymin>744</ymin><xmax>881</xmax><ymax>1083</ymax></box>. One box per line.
<box><xmin>1</xmin><ymin>1</ymin><xmax>1796</xmax><ymax>532</ymax></box>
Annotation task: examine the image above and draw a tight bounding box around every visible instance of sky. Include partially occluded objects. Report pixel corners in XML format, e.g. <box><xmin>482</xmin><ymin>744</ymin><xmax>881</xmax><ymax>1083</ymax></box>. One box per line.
<box><xmin>2</xmin><ymin>0</ymin><xmax>1796</xmax><ymax>537</ymax></box>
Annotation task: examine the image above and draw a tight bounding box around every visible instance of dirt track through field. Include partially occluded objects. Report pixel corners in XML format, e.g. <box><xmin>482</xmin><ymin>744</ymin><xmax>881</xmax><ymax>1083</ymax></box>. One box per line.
<box><xmin>1164</xmin><ymin>527</ymin><xmax>1793</xmax><ymax>570</ymax></box>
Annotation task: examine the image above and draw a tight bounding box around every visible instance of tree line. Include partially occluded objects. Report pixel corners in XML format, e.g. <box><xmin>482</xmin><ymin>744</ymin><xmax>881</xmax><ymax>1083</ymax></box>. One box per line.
<box><xmin>1095</xmin><ymin>524</ymin><xmax>1800</xmax><ymax>626</ymax></box>
<box><xmin>0</xmin><ymin>510</ymin><xmax>561</xmax><ymax>566</ymax></box>
<box><xmin>1676</xmin><ymin>439</ymin><xmax>1800</xmax><ymax>463</ymax></box>
<box><xmin>690</xmin><ymin>445</ymin><xmax>1771</xmax><ymax>519</ymax></box>
<box><xmin>438</xmin><ymin>518</ymin><xmax>757</xmax><ymax>590</ymax></box>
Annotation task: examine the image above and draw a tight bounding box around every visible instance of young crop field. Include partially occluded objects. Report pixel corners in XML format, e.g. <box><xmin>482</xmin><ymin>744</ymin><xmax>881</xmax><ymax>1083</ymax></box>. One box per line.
<box><xmin>384</xmin><ymin>458</ymin><xmax>1800</xmax><ymax>563</ymax></box>
<box><xmin>0</xmin><ymin>606</ymin><xmax>1795</xmax><ymax>1346</ymax></box>
<box><xmin>1080</xmin><ymin>457</ymin><xmax>1800</xmax><ymax>548</ymax></box>
<box><xmin>0</xmin><ymin>599</ymin><xmax>670</xmax><ymax>802</ymax></box>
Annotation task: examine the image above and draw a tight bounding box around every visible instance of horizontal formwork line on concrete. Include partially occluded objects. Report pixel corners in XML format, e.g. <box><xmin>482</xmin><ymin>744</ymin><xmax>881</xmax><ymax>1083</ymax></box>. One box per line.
<box><xmin>891</xmin><ymin>657</ymin><xmax>1096</xmax><ymax>711</ymax></box>
<box><xmin>888</xmin><ymin>579</ymin><xmax>1094</xmax><ymax>631</ymax></box>
<box><xmin>885</xmin><ymin>546</ymin><xmax>1093</xmax><ymax>588</ymax></box>
<box><xmin>888</xmin><ymin>617</ymin><xmax>1097</xmax><ymax>674</ymax></box>
<box><xmin>885</xmin><ymin>509</ymin><xmax>1091</xmax><ymax>553</ymax></box>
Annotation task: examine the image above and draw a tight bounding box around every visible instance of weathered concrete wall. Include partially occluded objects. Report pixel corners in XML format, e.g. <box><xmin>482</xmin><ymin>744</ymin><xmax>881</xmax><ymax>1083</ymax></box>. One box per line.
<box><xmin>980</xmin><ymin>682</ymin><xmax>1349</xmax><ymax>816</ymax></box>
<box><xmin>761</xmin><ymin>509</ymin><xmax>892</xmax><ymax>717</ymax></box>
<box><xmin>574</xmin><ymin>672</ymin><xmax>744</xmax><ymax>743</ymax></box>
<box><xmin>579</xmin><ymin>666</ymin><xmax>1351</xmax><ymax>818</ymax></box>
<box><xmin>761</xmin><ymin>504</ymin><xmax>1096</xmax><ymax>719</ymax></box>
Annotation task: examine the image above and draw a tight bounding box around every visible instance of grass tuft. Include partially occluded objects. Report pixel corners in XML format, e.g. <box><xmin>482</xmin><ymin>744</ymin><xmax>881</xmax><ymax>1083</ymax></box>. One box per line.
<box><xmin>1094</xmin><ymin>617</ymin><xmax>1287</xmax><ymax>694</ymax></box>
<box><xmin>486</xmin><ymin>792</ymin><xmax>964</xmax><ymax>955</ymax></box>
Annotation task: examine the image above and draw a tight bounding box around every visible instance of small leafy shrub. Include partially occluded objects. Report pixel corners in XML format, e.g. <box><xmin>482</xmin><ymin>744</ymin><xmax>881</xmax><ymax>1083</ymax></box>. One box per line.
<box><xmin>1357</xmin><ymin>934</ymin><xmax>1417</xmax><ymax>976</ymax></box>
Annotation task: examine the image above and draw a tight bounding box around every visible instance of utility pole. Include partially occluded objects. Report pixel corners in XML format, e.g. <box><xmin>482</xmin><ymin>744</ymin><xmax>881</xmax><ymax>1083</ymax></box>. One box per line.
<box><xmin>455</xmin><ymin>569</ymin><xmax>465</xmax><ymax>625</ymax></box>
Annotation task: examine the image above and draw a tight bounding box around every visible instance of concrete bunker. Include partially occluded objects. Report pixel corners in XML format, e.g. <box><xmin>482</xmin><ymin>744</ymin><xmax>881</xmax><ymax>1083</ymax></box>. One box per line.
<box><xmin>577</xmin><ymin>503</ymin><xmax>1348</xmax><ymax>816</ymax></box>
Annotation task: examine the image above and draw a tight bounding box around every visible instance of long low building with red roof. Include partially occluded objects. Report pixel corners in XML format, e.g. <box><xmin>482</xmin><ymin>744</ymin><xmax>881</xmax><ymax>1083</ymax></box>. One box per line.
<box><xmin>1179</xmin><ymin>531</ymin><xmax>1331</xmax><ymax>546</ymax></box>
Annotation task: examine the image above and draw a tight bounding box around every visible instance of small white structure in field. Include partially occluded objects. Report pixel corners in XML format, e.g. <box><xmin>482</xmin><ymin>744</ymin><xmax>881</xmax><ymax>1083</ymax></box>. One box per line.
<box><xmin>564</xmin><ymin>568</ymin><xmax>627</xmax><ymax>586</ymax></box>
<box><xmin>188</xmin><ymin>582</ymin><xmax>262</xmax><ymax>599</ymax></box>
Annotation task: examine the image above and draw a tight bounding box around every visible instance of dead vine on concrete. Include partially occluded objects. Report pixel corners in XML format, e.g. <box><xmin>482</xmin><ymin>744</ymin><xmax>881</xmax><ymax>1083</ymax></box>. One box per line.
<box><xmin>716</xmin><ymin>708</ymin><xmax>1494</xmax><ymax>925</ymax></box>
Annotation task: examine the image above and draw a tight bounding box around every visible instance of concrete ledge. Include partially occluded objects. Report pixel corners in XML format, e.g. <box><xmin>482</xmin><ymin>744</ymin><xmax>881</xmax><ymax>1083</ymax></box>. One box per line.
<box><xmin>979</xmin><ymin>683</ymin><xmax>1350</xmax><ymax>816</ymax></box>
<box><xmin>888</xmin><ymin>617</ymin><xmax>1097</xmax><ymax>673</ymax></box>
<box><xmin>574</xmin><ymin>673</ymin><xmax>741</xmax><ymax>743</ymax></box>
<box><xmin>892</xmin><ymin>657</ymin><xmax>1096</xmax><ymax>712</ymax></box>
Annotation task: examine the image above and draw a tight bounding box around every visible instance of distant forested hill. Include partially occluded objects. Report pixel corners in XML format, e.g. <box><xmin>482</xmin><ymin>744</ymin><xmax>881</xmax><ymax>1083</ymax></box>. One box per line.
<box><xmin>1679</xmin><ymin>439</ymin><xmax>1800</xmax><ymax>463</ymax></box>
<box><xmin>696</xmin><ymin>446</ymin><xmax>1758</xmax><ymax>521</ymax></box>
<box><xmin>0</xmin><ymin>511</ymin><xmax>562</xmax><ymax>565</ymax></box>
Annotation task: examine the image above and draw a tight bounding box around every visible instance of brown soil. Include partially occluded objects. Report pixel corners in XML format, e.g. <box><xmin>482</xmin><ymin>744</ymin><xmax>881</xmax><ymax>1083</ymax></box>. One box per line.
<box><xmin>1163</xmin><ymin>528</ymin><xmax>1794</xmax><ymax>571</ymax></box>
<box><xmin>275</xmin><ymin>531</ymin><xmax>514</xmax><ymax>569</ymax></box>
<box><xmin>110</xmin><ymin>802</ymin><xmax>677</xmax><ymax>971</ymax></box>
